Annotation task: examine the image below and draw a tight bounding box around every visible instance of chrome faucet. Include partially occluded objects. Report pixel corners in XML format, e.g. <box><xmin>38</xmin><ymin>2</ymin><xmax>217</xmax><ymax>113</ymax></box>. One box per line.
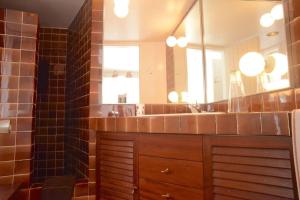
<box><xmin>188</xmin><ymin>104</ymin><xmax>202</xmax><ymax>113</ymax></box>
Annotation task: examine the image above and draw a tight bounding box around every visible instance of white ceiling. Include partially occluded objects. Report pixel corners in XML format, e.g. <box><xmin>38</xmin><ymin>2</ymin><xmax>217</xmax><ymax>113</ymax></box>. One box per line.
<box><xmin>203</xmin><ymin>0</ymin><xmax>280</xmax><ymax>47</ymax></box>
<box><xmin>174</xmin><ymin>1</ymin><xmax>201</xmax><ymax>45</ymax></box>
<box><xmin>0</xmin><ymin>0</ymin><xmax>85</xmax><ymax>28</ymax></box>
<box><xmin>104</xmin><ymin>0</ymin><xmax>196</xmax><ymax>42</ymax></box>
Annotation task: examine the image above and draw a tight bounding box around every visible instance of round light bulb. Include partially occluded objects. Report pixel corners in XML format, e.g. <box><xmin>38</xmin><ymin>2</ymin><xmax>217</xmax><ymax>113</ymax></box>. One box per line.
<box><xmin>114</xmin><ymin>5</ymin><xmax>129</xmax><ymax>18</ymax></box>
<box><xmin>177</xmin><ymin>37</ymin><xmax>188</xmax><ymax>48</ymax></box>
<box><xmin>239</xmin><ymin>52</ymin><xmax>265</xmax><ymax>77</ymax></box>
<box><xmin>260</xmin><ymin>13</ymin><xmax>275</xmax><ymax>28</ymax></box>
<box><xmin>271</xmin><ymin>4</ymin><xmax>284</xmax><ymax>20</ymax></box>
<box><xmin>269</xmin><ymin>53</ymin><xmax>288</xmax><ymax>76</ymax></box>
<box><xmin>166</xmin><ymin>36</ymin><xmax>177</xmax><ymax>47</ymax></box>
<box><xmin>168</xmin><ymin>91</ymin><xmax>179</xmax><ymax>103</ymax></box>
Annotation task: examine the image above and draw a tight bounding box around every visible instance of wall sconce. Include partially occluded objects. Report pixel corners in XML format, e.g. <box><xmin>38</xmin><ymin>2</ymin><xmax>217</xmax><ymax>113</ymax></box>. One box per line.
<box><xmin>239</xmin><ymin>52</ymin><xmax>266</xmax><ymax>77</ymax></box>
<box><xmin>168</xmin><ymin>91</ymin><xmax>179</xmax><ymax>103</ymax></box>
<box><xmin>260</xmin><ymin>13</ymin><xmax>274</xmax><ymax>28</ymax></box>
<box><xmin>265</xmin><ymin>53</ymin><xmax>288</xmax><ymax>76</ymax></box>
<box><xmin>166</xmin><ymin>36</ymin><xmax>177</xmax><ymax>47</ymax></box>
<box><xmin>177</xmin><ymin>37</ymin><xmax>188</xmax><ymax>48</ymax></box>
<box><xmin>271</xmin><ymin>4</ymin><xmax>284</xmax><ymax>20</ymax></box>
<box><xmin>260</xmin><ymin>4</ymin><xmax>283</xmax><ymax>28</ymax></box>
<box><xmin>114</xmin><ymin>0</ymin><xmax>129</xmax><ymax>18</ymax></box>
<box><xmin>166</xmin><ymin>36</ymin><xmax>188</xmax><ymax>48</ymax></box>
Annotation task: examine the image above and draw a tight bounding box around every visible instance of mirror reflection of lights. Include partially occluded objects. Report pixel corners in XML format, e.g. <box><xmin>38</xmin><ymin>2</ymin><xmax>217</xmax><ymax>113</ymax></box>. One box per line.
<box><xmin>271</xmin><ymin>4</ymin><xmax>284</xmax><ymax>20</ymax></box>
<box><xmin>168</xmin><ymin>91</ymin><xmax>179</xmax><ymax>103</ymax></box>
<box><xmin>114</xmin><ymin>0</ymin><xmax>129</xmax><ymax>18</ymax></box>
<box><xmin>166</xmin><ymin>36</ymin><xmax>188</xmax><ymax>48</ymax></box>
<box><xmin>239</xmin><ymin>52</ymin><xmax>265</xmax><ymax>77</ymax></box>
<box><xmin>268</xmin><ymin>53</ymin><xmax>288</xmax><ymax>76</ymax></box>
<box><xmin>166</xmin><ymin>36</ymin><xmax>177</xmax><ymax>47</ymax></box>
<box><xmin>260</xmin><ymin>13</ymin><xmax>274</xmax><ymax>28</ymax></box>
<box><xmin>177</xmin><ymin>37</ymin><xmax>188</xmax><ymax>48</ymax></box>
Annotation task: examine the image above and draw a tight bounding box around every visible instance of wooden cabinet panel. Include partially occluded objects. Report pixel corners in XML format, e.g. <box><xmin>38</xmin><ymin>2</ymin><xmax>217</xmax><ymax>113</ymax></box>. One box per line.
<box><xmin>96</xmin><ymin>133</ymin><xmax>138</xmax><ymax>200</ymax></box>
<box><xmin>138</xmin><ymin>134</ymin><xmax>202</xmax><ymax>161</ymax></box>
<box><xmin>139</xmin><ymin>155</ymin><xmax>203</xmax><ymax>188</ymax></box>
<box><xmin>203</xmin><ymin>136</ymin><xmax>298</xmax><ymax>200</ymax></box>
<box><xmin>139</xmin><ymin>178</ymin><xmax>203</xmax><ymax>200</ymax></box>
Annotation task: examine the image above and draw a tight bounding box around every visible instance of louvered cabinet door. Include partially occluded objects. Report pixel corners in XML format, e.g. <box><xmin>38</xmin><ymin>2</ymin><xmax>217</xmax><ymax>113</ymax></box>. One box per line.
<box><xmin>203</xmin><ymin>136</ymin><xmax>298</xmax><ymax>200</ymax></box>
<box><xmin>96</xmin><ymin>133</ymin><xmax>138</xmax><ymax>200</ymax></box>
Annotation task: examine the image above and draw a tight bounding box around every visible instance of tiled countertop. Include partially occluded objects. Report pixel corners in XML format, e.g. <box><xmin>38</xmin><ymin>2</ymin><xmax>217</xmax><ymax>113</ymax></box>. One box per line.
<box><xmin>96</xmin><ymin>112</ymin><xmax>291</xmax><ymax>136</ymax></box>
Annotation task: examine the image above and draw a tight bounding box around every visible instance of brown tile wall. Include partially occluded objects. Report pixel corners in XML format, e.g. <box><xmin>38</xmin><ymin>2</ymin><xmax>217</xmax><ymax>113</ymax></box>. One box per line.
<box><xmin>65</xmin><ymin>0</ymin><xmax>92</xmax><ymax>179</ymax></box>
<box><xmin>33</xmin><ymin>28</ymin><xmax>67</xmax><ymax>182</ymax></box>
<box><xmin>0</xmin><ymin>8</ymin><xmax>38</xmax><ymax>186</ymax></box>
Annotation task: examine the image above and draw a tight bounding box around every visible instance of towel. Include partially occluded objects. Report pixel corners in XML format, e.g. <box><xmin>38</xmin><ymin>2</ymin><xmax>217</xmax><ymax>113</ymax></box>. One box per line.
<box><xmin>292</xmin><ymin>109</ymin><xmax>300</xmax><ymax>196</ymax></box>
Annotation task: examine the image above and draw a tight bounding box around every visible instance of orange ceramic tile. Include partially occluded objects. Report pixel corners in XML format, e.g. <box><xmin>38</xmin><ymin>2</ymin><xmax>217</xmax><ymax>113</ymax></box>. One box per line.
<box><xmin>126</xmin><ymin>117</ymin><xmax>138</xmax><ymax>132</ymax></box>
<box><xmin>216</xmin><ymin>114</ymin><xmax>237</xmax><ymax>135</ymax></box>
<box><xmin>197</xmin><ymin>114</ymin><xmax>216</xmax><ymax>134</ymax></box>
<box><xmin>149</xmin><ymin>116</ymin><xmax>164</xmax><ymax>133</ymax></box>
<box><xmin>164</xmin><ymin>116</ymin><xmax>180</xmax><ymax>133</ymax></box>
<box><xmin>237</xmin><ymin>113</ymin><xmax>261</xmax><ymax>135</ymax></box>
<box><xmin>180</xmin><ymin>115</ymin><xmax>197</xmax><ymax>134</ymax></box>
<box><xmin>261</xmin><ymin>112</ymin><xmax>290</xmax><ymax>136</ymax></box>
<box><xmin>138</xmin><ymin>117</ymin><xmax>150</xmax><ymax>132</ymax></box>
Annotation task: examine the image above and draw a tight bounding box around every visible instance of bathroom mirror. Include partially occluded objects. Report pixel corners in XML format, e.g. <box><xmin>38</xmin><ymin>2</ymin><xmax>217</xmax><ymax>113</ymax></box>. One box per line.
<box><xmin>102</xmin><ymin>0</ymin><xmax>198</xmax><ymax>104</ymax></box>
<box><xmin>203</xmin><ymin>0</ymin><xmax>289</xmax><ymax>103</ymax></box>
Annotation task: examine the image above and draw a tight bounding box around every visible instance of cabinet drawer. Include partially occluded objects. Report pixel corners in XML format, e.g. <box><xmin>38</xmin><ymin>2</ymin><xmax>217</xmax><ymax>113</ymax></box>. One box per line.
<box><xmin>139</xmin><ymin>156</ymin><xmax>203</xmax><ymax>188</ymax></box>
<box><xmin>138</xmin><ymin>134</ymin><xmax>202</xmax><ymax>161</ymax></box>
<box><xmin>139</xmin><ymin>178</ymin><xmax>203</xmax><ymax>200</ymax></box>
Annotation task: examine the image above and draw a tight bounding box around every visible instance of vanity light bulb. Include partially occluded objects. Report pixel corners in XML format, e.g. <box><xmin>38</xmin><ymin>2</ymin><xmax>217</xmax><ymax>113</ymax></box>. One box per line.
<box><xmin>168</xmin><ymin>91</ymin><xmax>179</xmax><ymax>103</ymax></box>
<box><xmin>260</xmin><ymin>13</ymin><xmax>274</xmax><ymax>28</ymax></box>
<box><xmin>239</xmin><ymin>52</ymin><xmax>265</xmax><ymax>77</ymax></box>
<box><xmin>114</xmin><ymin>6</ymin><xmax>129</xmax><ymax>18</ymax></box>
<box><xmin>269</xmin><ymin>53</ymin><xmax>288</xmax><ymax>76</ymax></box>
<box><xmin>177</xmin><ymin>37</ymin><xmax>188</xmax><ymax>48</ymax></box>
<box><xmin>166</xmin><ymin>36</ymin><xmax>177</xmax><ymax>47</ymax></box>
<box><xmin>114</xmin><ymin>0</ymin><xmax>129</xmax><ymax>18</ymax></box>
<box><xmin>271</xmin><ymin>4</ymin><xmax>284</xmax><ymax>20</ymax></box>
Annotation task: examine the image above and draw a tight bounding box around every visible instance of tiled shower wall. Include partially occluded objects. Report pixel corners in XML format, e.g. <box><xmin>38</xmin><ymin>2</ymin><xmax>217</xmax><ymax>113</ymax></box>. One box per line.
<box><xmin>0</xmin><ymin>8</ymin><xmax>38</xmax><ymax>186</ymax></box>
<box><xmin>65</xmin><ymin>0</ymin><xmax>92</xmax><ymax>178</ymax></box>
<box><xmin>33</xmin><ymin>28</ymin><xmax>67</xmax><ymax>182</ymax></box>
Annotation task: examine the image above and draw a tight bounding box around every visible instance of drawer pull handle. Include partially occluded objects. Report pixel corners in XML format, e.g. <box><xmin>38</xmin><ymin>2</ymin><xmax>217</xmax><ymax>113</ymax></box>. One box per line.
<box><xmin>161</xmin><ymin>168</ymin><xmax>170</xmax><ymax>174</ymax></box>
<box><xmin>161</xmin><ymin>193</ymin><xmax>171</xmax><ymax>198</ymax></box>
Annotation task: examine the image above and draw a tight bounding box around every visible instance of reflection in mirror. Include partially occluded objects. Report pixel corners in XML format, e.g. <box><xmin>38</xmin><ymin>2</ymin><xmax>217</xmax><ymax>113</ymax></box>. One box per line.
<box><xmin>203</xmin><ymin>0</ymin><xmax>289</xmax><ymax>103</ymax></box>
<box><xmin>102</xmin><ymin>0</ymin><xmax>197</xmax><ymax>104</ymax></box>
<box><xmin>171</xmin><ymin>0</ymin><xmax>204</xmax><ymax>104</ymax></box>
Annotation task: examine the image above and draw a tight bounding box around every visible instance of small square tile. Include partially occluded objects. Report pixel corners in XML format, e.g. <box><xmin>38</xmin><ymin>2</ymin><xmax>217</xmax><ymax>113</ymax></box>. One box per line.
<box><xmin>180</xmin><ymin>115</ymin><xmax>197</xmax><ymax>134</ymax></box>
<box><xmin>197</xmin><ymin>114</ymin><xmax>216</xmax><ymax>134</ymax></box>
<box><xmin>237</xmin><ymin>113</ymin><xmax>261</xmax><ymax>135</ymax></box>
<box><xmin>216</xmin><ymin>114</ymin><xmax>237</xmax><ymax>135</ymax></box>
<box><xmin>164</xmin><ymin>116</ymin><xmax>180</xmax><ymax>133</ymax></box>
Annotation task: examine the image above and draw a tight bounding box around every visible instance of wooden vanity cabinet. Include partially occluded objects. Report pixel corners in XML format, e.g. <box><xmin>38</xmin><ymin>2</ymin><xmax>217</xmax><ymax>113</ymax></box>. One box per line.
<box><xmin>96</xmin><ymin>133</ymin><xmax>139</xmax><ymax>200</ymax></box>
<box><xmin>138</xmin><ymin>134</ymin><xmax>204</xmax><ymax>200</ymax></box>
<box><xmin>203</xmin><ymin>135</ymin><xmax>298</xmax><ymax>200</ymax></box>
<box><xmin>96</xmin><ymin>133</ymin><xmax>298</xmax><ymax>200</ymax></box>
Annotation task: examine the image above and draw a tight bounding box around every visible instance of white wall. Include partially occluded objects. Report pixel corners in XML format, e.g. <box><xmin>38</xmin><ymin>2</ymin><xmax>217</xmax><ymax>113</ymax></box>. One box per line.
<box><xmin>139</xmin><ymin>42</ymin><xmax>167</xmax><ymax>103</ymax></box>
